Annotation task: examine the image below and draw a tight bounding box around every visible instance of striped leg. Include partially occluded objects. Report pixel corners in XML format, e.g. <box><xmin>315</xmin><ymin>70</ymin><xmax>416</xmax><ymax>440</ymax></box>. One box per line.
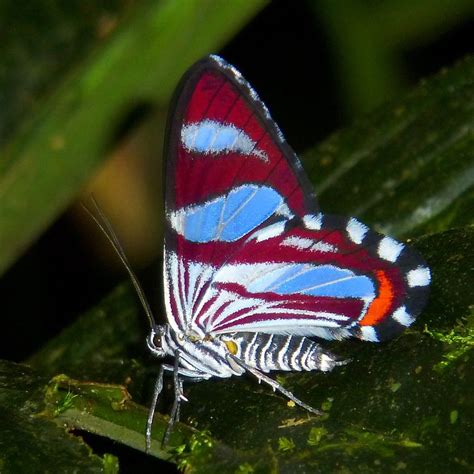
<box><xmin>227</xmin><ymin>354</ymin><xmax>322</xmax><ymax>415</ymax></box>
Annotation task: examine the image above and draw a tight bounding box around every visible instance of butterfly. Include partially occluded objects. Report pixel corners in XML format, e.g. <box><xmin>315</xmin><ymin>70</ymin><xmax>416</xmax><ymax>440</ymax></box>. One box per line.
<box><xmin>92</xmin><ymin>55</ymin><xmax>431</xmax><ymax>450</ymax></box>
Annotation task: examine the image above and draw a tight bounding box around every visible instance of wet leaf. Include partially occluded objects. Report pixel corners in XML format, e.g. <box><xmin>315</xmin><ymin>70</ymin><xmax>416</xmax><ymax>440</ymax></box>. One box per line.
<box><xmin>304</xmin><ymin>56</ymin><xmax>474</xmax><ymax>239</ymax></box>
<box><xmin>0</xmin><ymin>360</ymin><xmax>113</xmax><ymax>473</ymax></box>
<box><xmin>23</xmin><ymin>226</ymin><xmax>473</xmax><ymax>472</ymax></box>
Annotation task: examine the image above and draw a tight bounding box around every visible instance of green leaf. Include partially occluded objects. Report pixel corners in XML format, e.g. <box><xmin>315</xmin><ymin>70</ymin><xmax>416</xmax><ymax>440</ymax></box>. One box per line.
<box><xmin>278</xmin><ymin>437</ymin><xmax>296</xmax><ymax>453</ymax></box>
<box><xmin>0</xmin><ymin>360</ymin><xmax>114</xmax><ymax>473</ymax></box>
<box><xmin>24</xmin><ymin>224</ymin><xmax>473</xmax><ymax>471</ymax></box>
<box><xmin>0</xmin><ymin>0</ymin><xmax>267</xmax><ymax>275</ymax></box>
<box><xmin>0</xmin><ymin>365</ymin><xmax>277</xmax><ymax>472</ymax></box>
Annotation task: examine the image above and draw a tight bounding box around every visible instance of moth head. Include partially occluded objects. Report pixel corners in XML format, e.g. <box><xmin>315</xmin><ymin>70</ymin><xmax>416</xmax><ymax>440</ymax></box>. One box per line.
<box><xmin>147</xmin><ymin>325</ymin><xmax>167</xmax><ymax>357</ymax></box>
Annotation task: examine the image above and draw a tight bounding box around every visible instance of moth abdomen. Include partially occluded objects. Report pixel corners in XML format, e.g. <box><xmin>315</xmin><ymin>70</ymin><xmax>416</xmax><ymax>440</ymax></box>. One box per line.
<box><xmin>225</xmin><ymin>333</ymin><xmax>339</xmax><ymax>373</ymax></box>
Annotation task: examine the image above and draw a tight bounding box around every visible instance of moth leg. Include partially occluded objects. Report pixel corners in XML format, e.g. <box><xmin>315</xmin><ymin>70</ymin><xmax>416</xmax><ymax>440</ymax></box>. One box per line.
<box><xmin>145</xmin><ymin>364</ymin><xmax>165</xmax><ymax>453</ymax></box>
<box><xmin>173</xmin><ymin>378</ymin><xmax>185</xmax><ymax>424</ymax></box>
<box><xmin>227</xmin><ymin>354</ymin><xmax>322</xmax><ymax>416</ymax></box>
<box><xmin>146</xmin><ymin>360</ymin><xmax>207</xmax><ymax>451</ymax></box>
<box><xmin>163</xmin><ymin>350</ymin><xmax>188</xmax><ymax>446</ymax></box>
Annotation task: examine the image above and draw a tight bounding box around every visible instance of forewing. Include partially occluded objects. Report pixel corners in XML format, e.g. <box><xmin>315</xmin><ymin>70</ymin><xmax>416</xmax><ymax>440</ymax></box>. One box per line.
<box><xmin>164</xmin><ymin>56</ymin><xmax>317</xmax><ymax>331</ymax></box>
<box><xmin>165</xmin><ymin>55</ymin><xmax>317</xmax><ymax>217</ymax></box>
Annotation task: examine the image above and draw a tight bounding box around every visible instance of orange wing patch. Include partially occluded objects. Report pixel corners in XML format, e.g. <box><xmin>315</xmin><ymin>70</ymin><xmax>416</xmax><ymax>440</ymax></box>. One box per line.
<box><xmin>360</xmin><ymin>270</ymin><xmax>395</xmax><ymax>326</ymax></box>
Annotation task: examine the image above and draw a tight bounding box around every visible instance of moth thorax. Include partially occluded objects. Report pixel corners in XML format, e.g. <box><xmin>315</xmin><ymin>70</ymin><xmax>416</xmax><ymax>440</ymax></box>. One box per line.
<box><xmin>184</xmin><ymin>328</ymin><xmax>205</xmax><ymax>342</ymax></box>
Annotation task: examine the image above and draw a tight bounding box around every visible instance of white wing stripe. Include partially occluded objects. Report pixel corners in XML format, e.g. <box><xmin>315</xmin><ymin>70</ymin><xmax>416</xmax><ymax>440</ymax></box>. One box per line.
<box><xmin>166</xmin><ymin>251</ymin><xmax>186</xmax><ymax>329</ymax></box>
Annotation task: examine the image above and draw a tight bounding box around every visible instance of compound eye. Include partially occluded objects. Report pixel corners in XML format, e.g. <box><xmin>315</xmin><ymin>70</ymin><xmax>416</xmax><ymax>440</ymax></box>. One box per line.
<box><xmin>153</xmin><ymin>334</ymin><xmax>162</xmax><ymax>349</ymax></box>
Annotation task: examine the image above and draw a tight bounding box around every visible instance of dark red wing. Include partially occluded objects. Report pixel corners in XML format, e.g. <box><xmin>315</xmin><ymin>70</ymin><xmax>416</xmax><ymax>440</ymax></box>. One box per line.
<box><xmin>163</xmin><ymin>56</ymin><xmax>320</xmax><ymax>332</ymax></box>
<box><xmin>165</xmin><ymin>55</ymin><xmax>317</xmax><ymax>217</ymax></box>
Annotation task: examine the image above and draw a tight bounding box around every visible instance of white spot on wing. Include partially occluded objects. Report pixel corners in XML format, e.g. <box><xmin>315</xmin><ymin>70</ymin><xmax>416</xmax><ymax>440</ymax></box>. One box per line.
<box><xmin>312</xmin><ymin>241</ymin><xmax>338</xmax><ymax>253</ymax></box>
<box><xmin>282</xmin><ymin>236</ymin><xmax>313</xmax><ymax>249</ymax></box>
<box><xmin>392</xmin><ymin>306</ymin><xmax>415</xmax><ymax>327</ymax></box>
<box><xmin>303</xmin><ymin>213</ymin><xmax>323</xmax><ymax>230</ymax></box>
<box><xmin>275</xmin><ymin>202</ymin><xmax>293</xmax><ymax>219</ymax></box>
<box><xmin>281</xmin><ymin>236</ymin><xmax>337</xmax><ymax>253</ymax></box>
<box><xmin>407</xmin><ymin>266</ymin><xmax>431</xmax><ymax>287</ymax></box>
<box><xmin>360</xmin><ymin>326</ymin><xmax>379</xmax><ymax>342</ymax></box>
<box><xmin>378</xmin><ymin>236</ymin><xmax>404</xmax><ymax>262</ymax></box>
<box><xmin>346</xmin><ymin>218</ymin><xmax>369</xmax><ymax>244</ymax></box>
<box><xmin>168</xmin><ymin>209</ymin><xmax>185</xmax><ymax>236</ymax></box>
<box><xmin>249</xmin><ymin>221</ymin><xmax>286</xmax><ymax>242</ymax></box>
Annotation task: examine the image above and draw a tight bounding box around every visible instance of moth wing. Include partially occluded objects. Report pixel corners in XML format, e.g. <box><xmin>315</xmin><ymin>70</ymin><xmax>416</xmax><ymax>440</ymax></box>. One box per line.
<box><xmin>164</xmin><ymin>55</ymin><xmax>318</xmax><ymax>332</ymax></box>
<box><xmin>163</xmin><ymin>56</ymin><xmax>430</xmax><ymax>341</ymax></box>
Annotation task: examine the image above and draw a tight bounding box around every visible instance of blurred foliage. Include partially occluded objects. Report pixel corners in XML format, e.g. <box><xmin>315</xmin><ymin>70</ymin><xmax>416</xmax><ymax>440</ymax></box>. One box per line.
<box><xmin>310</xmin><ymin>0</ymin><xmax>474</xmax><ymax>115</ymax></box>
<box><xmin>305</xmin><ymin>55</ymin><xmax>474</xmax><ymax>239</ymax></box>
<box><xmin>0</xmin><ymin>0</ymin><xmax>266</xmax><ymax>275</ymax></box>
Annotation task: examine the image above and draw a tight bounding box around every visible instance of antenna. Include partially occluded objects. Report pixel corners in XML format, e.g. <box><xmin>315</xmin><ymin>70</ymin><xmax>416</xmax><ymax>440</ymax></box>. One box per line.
<box><xmin>82</xmin><ymin>196</ymin><xmax>157</xmax><ymax>329</ymax></box>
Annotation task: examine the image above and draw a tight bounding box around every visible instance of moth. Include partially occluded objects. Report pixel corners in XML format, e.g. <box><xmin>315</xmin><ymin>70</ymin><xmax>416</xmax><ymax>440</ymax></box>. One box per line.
<box><xmin>92</xmin><ymin>55</ymin><xmax>431</xmax><ymax>450</ymax></box>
